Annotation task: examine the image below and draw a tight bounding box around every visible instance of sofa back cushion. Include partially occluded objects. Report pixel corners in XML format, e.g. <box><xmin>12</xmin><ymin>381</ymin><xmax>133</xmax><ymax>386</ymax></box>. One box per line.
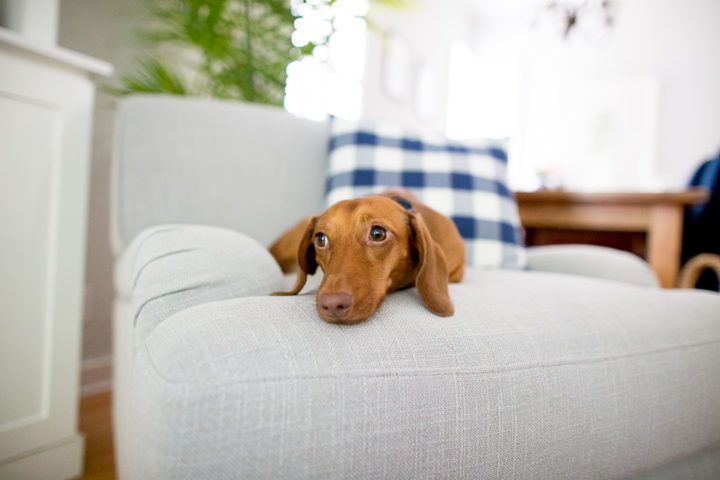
<box><xmin>325</xmin><ymin>118</ymin><xmax>526</xmax><ymax>268</ymax></box>
<box><xmin>112</xmin><ymin>95</ymin><xmax>329</xmax><ymax>253</ymax></box>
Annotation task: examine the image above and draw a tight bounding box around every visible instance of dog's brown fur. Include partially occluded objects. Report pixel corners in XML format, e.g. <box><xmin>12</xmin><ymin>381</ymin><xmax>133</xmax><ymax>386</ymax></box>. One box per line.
<box><xmin>269</xmin><ymin>190</ymin><xmax>465</xmax><ymax>324</ymax></box>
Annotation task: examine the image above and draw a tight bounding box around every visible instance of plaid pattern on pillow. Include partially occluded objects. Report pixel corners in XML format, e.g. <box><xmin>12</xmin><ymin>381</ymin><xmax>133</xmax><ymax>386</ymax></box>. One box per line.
<box><xmin>325</xmin><ymin>119</ymin><xmax>526</xmax><ymax>269</ymax></box>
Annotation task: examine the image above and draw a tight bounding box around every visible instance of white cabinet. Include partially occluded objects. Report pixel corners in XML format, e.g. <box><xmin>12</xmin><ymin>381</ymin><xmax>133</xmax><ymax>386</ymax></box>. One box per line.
<box><xmin>0</xmin><ymin>28</ymin><xmax>111</xmax><ymax>479</ymax></box>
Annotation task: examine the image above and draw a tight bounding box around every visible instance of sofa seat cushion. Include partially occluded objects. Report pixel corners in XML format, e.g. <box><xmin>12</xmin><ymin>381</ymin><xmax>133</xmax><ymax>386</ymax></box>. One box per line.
<box><xmin>134</xmin><ymin>267</ymin><xmax>720</xmax><ymax>479</ymax></box>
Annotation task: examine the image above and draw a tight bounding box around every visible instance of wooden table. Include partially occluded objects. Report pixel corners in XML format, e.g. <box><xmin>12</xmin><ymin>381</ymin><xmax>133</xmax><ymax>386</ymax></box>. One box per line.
<box><xmin>515</xmin><ymin>189</ymin><xmax>709</xmax><ymax>288</ymax></box>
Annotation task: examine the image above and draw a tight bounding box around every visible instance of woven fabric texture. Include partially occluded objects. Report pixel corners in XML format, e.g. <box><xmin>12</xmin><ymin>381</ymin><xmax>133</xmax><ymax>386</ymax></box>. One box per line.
<box><xmin>129</xmin><ymin>225</ymin><xmax>285</xmax><ymax>347</ymax></box>
<box><xmin>128</xmin><ymin>226</ymin><xmax>720</xmax><ymax>479</ymax></box>
<box><xmin>525</xmin><ymin>244</ymin><xmax>660</xmax><ymax>287</ymax></box>
<box><xmin>111</xmin><ymin>95</ymin><xmax>329</xmax><ymax>254</ymax></box>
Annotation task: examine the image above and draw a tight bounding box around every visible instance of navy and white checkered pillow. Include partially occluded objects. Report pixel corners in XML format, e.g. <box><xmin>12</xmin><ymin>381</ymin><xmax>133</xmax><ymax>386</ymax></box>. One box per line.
<box><xmin>325</xmin><ymin>119</ymin><xmax>526</xmax><ymax>269</ymax></box>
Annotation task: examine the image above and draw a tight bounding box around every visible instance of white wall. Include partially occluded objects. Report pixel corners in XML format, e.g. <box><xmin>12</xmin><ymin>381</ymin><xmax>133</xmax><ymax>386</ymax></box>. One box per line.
<box><xmin>361</xmin><ymin>0</ymin><xmax>472</xmax><ymax>133</ymax></box>
<box><xmin>466</xmin><ymin>0</ymin><xmax>720</xmax><ymax>190</ymax></box>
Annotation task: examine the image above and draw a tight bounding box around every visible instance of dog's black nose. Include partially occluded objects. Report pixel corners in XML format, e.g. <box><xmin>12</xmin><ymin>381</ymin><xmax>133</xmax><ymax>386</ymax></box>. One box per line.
<box><xmin>318</xmin><ymin>292</ymin><xmax>353</xmax><ymax>319</ymax></box>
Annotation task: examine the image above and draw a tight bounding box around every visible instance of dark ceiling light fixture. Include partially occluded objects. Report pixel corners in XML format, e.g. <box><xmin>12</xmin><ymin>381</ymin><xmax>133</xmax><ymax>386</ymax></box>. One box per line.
<box><xmin>544</xmin><ymin>0</ymin><xmax>616</xmax><ymax>39</ymax></box>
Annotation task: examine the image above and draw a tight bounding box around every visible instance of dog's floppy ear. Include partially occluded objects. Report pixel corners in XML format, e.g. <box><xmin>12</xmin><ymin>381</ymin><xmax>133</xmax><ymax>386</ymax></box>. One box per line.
<box><xmin>269</xmin><ymin>215</ymin><xmax>316</xmax><ymax>273</ymax></box>
<box><xmin>271</xmin><ymin>216</ymin><xmax>318</xmax><ymax>296</ymax></box>
<box><xmin>409</xmin><ymin>213</ymin><xmax>454</xmax><ymax>316</ymax></box>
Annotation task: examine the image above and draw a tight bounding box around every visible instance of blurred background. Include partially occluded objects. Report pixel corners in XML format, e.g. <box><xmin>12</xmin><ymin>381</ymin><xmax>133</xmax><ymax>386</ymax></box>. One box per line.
<box><xmin>3</xmin><ymin>0</ymin><xmax>719</xmax><ymax>399</ymax></box>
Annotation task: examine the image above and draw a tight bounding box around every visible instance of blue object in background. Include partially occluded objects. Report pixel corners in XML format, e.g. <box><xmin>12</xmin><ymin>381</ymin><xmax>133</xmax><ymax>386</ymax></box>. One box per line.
<box><xmin>682</xmin><ymin>149</ymin><xmax>720</xmax><ymax>290</ymax></box>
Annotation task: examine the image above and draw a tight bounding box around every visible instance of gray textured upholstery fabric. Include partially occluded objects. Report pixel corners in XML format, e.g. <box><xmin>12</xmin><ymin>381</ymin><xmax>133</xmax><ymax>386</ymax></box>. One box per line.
<box><xmin>129</xmin><ymin>225</ymin><xmax>720</xmax><ymax>479</ymax></box>
<box><xmin>634</xmin><ymin>444</ymin><xmax>720</xmax><ymax>479</ymax></box>
<box><xmin>111</xmin><ymin>95</ymin><xmax>329</xmax><ymax>254</ymax></box>
<box><xmin>526</xmin><ymin>244</ymin><xmax>660</xmax><ymax>288</ymax></box>
<box><xmin>127</xmin><ymin>225</ymin><xmax>285</xmax><ymax>347</ymax></box>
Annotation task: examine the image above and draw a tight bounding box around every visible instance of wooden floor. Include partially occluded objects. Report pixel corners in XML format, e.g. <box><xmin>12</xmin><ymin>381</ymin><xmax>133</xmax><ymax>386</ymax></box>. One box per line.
<box><xmin>79</xmin><ymin>391</ymin><xmax>116</xmax><ymax>480</ymax></box>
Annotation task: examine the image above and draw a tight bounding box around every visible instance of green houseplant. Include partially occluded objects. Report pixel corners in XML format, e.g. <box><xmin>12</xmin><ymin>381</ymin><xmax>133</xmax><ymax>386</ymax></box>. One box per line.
<box><xmin>117</xmin><ymin>0</ymin><xmax>411</xmax><ymax>106</ymax></box>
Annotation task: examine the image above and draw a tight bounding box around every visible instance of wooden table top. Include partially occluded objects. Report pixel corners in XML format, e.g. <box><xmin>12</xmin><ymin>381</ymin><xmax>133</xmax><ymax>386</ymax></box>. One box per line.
<box><xmin>514</xmin><ymin>188</ymin><xmax>709</xmax><ymax>206</ymax></box>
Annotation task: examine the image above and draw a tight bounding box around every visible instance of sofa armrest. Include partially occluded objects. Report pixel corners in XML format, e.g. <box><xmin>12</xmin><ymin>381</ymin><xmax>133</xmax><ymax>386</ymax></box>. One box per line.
<box><xmin>120</xmin><ymin>225</ymin><xmax>285</xmax><ymax>348</ymax></box>
<box><xmin>526</xmin><ymin>244</ymin><xmax>660</xmax><ymax>287</ymax></box>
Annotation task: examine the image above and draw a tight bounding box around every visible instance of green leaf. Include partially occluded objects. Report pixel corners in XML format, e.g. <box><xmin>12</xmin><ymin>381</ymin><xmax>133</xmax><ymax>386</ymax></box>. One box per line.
<box><xmin>117</xmin><ymin>57</ymin><xmax>189</xmax><ymax>95</ymax></box>
<box><xmin>111</xmin><ymin>0</ymin><xmax>412</xmax><ymax>106</ymax></box>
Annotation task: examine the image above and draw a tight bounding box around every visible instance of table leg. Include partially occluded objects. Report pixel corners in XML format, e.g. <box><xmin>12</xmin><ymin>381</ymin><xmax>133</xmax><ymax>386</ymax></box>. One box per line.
<box><xmin>646</xmin><ymin>205</ymin><xmax>683</xmax><ymax>288</ymax></box>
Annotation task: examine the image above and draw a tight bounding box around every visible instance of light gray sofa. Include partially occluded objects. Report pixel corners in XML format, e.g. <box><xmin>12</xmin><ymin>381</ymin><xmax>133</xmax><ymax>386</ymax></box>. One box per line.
<box><xmin>112</xmin><ymin>95</ymin><xmax>720</xmax><ymax>479</ymax></box>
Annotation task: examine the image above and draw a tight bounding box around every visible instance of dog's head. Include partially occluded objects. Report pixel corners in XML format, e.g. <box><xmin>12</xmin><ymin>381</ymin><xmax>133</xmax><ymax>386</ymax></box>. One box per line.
<box><xmin>290</xmin><ymin>196</ymin><xmax>453</xmax><ymax>324</ymax></box>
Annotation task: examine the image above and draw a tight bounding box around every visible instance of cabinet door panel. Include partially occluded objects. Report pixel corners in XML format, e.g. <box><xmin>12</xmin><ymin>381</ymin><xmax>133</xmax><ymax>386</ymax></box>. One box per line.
<box><xmin>0</xmin><ymin>95</ymin><xmax>59</xmax><ymax>433</ymax></box>
<box><xmin>0</xmin><ymin>44</ymin><xmax>94</xmax><ymax>475</ymax></box>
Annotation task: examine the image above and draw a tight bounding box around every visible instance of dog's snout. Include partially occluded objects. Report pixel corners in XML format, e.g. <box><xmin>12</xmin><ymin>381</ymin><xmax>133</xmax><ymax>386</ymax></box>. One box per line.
<box><xmin>319</xmin><ymin>292</ymin><xmax>353</xmax><ymax>319</ymax></box>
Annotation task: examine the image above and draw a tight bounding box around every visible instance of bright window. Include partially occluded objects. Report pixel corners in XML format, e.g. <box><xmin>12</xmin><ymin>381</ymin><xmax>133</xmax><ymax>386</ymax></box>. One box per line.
<box><xmin>284</xmin><ymin>0</ymin><xmax>368</xmax><ymax>121</ymax></box>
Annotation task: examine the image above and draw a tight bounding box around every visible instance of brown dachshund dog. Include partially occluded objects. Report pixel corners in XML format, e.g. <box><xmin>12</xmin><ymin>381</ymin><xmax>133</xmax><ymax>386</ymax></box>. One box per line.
<box><xmin>269</xmin><ymin>190</ymin><xmax>465</xmax><ymax>324</ymax></box>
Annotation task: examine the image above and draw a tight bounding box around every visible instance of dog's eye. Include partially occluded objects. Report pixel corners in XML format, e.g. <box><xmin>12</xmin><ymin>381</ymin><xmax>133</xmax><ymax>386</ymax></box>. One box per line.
<box><xmin>314</xmin><ymin>233</ymin><xmax>329</xmax><ymax>249</ymax></box>
<box><xmin>369</xmin><ymin>226</ymin><xmax>387</xmax><ymax>242</ymax></box>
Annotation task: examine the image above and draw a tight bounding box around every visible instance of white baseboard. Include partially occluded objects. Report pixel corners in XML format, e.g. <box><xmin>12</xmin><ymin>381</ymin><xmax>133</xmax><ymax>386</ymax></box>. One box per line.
<box><xmin>81</xmin><ymin>354</ymin><xmax>113</xmax><ymax>397</ymax></box>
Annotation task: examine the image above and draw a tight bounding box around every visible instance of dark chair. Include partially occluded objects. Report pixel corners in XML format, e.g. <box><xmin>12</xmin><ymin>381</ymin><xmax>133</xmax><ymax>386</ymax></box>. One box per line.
<box><xmin>681</xmin><ymin>150</ymin><xmax>720</xmax><ymax>290</ymax></box>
